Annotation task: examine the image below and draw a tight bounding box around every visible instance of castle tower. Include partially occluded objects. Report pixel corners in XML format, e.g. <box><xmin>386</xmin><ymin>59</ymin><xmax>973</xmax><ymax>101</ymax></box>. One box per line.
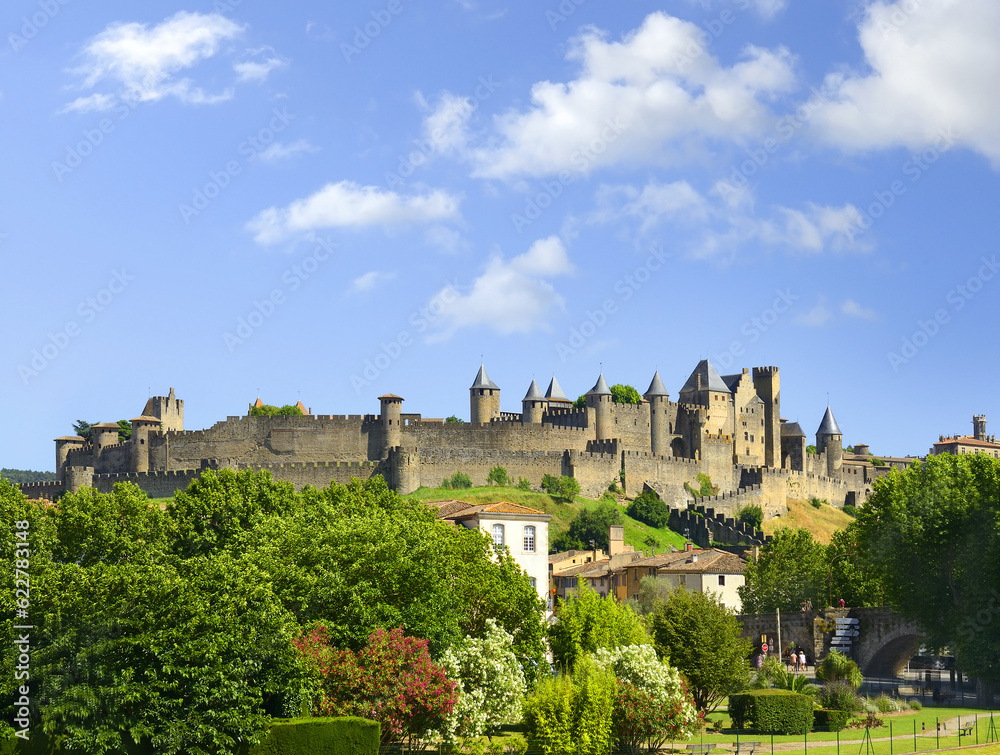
<box><xmin>66</xmin><ymin>465</ymin><xmax>94</xmax><ymax>494</ymax></box>
<box><xmin>379</xmin><ymin>394</ymin><xmax>404</xmax><ymax>452</ymax></box>
<box><xmin>586</xmin><ymin>373</ymin><xmax>613</xmax><ymax>441</ymax></box>
<box><xmin>544</xmin><ymin>376</ymin><xmax>572</xmax><ymax>408</ymax></box>
<box><xmin>143</xmin><ymin>387</ymin><xmax>184</xmax><ymax>432</ymax></box>
<box><xmin>973</xmin><ymin>415</ymin><xmax>987</xmax><ymax>441</ymax></box>
<box><xmin>54</xmin><ymin>436</ymin><xmax>85</xmax><ymax>483</ymax></box>
<box><xmin>130</xmin><ymin>415</ymin><xmax>160</xmax><ymax>473</ymax></box>
<box><xmin>521</xmin><ymin>380</ymin><xmax>545</xmax><ymax>425</ymax></box>
<box><xmin>470</xmin><ymin>365</ymin><xmax>501</xmax><ymax>424</ymax></box>
<box><xmin>644</xmin><ymin>371</ymin><xmax>670</xmax><ymax>455</ymax></box>
<box><xmin>816</xmin><ymin>406</ymin><xmax>843</xmax><ymax>476</ymax></box>
<box><xmin>678</xmin><ymin>359</ymin><xmax>731</xmax><ymax>436</ymax></box>
<box><xmin>752</xmin><ymin>366</ymin><xmax>781</xmax><ymax>468</ymax></box>
<box><xmin>779</xmin><ymin>420</ymin><xmax>806</xmax><ymax>471</ymax></box>
<box><xmin>92</xmin><ymin>422</ymin><xmax>121</xmax><ymax>456</ymax></box>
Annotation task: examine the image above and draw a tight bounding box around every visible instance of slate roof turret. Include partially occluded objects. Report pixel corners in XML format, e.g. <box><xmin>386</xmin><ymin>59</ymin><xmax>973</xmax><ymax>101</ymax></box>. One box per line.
<box><xmin>817</xmin><ymin>406</ymin><xmax>842</xmax><ymax>436</ymax></box>
<box><xmin>523</xmin><ymin>379</ymin><xmax>543</xmax><ymax>401</ymax></box>
<box><xmin>470</xmin><ymin>364</ymin><xmax>500</xmax><ymax>391</ymax></box>
<box><xmin>644</xmin><ymin>371</ymin><xmax>669</xmax><ymax>398</ymax></box>
<box><xmin>586</xmin><ymin>373</ymin><xmax>611</xmax><ymax>396</ymax></box>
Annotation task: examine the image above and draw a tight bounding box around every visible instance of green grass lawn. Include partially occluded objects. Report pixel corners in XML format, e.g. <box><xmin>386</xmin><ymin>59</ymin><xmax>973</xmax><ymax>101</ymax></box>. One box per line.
<box><xmin>406</xmin><ymin>484</ymin><xmax>690</xmax><ymax>553</ymax></box>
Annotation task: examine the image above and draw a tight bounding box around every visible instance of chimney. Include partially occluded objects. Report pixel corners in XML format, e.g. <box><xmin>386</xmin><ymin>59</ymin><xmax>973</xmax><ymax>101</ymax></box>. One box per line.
<box><xmin>684</xmin><ymin>542</ymin><xmax>694</xmax><ymax>552</ymax></box>
<box><xmin>691</xmin><ymin>554</ymin><xmax>698</xmax><ymax>563</ymax></box>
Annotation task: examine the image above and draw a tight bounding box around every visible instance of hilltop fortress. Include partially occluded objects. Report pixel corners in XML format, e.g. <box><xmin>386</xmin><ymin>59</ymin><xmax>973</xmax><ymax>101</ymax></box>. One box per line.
<box><xmin>22</xmin><ymin>361</ymin><xmax>895</xmax><ymax>520</ymax></box>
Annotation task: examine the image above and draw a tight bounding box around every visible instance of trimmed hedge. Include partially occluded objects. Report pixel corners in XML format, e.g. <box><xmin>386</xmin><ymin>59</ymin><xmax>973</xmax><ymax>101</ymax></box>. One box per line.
<box><xmin>729</xmin><ymin>690</ymin><xmax>814</xmax><ymax>734</ymax></box>
<box><xmin>3</xmin><ymin>718</ymin><xmax>379</xmax><ymax>755</ymax></box>
<box><xmin>813</xmin><ymin>709</ymin><xmax>851</xmax><ymax>731</ymax></box>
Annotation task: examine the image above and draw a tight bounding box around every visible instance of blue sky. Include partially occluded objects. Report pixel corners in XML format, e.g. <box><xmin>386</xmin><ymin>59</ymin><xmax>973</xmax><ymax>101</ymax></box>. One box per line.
<box><xmin>3</xmin><ymin>0</ymin><xmax>999</xmax><ymax>471</ymax></box>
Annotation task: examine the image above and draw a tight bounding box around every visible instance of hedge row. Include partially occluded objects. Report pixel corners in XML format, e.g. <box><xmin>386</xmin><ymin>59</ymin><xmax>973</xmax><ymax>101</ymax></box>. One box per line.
<box><xmin>2</xmin><ymin>718</ymin><xmax>379</xmax><ymax>755</ymax></box>
<box><xmin>729</xmin><ymin>690</ymin><xmax>814</xmax><ymax>734</ymax></box>
<box><xmin>813</xmin><ymin>709</ymin><xmax>852</xmax><ymax>731</ymax></box>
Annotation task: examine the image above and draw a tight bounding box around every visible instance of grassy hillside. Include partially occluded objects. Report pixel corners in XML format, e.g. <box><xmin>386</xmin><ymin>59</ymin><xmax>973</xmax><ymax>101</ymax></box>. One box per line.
<box><xmin>407</xmin><ymin>485</ymin><xmax>688</xmax><ymax>553</ymax></box>
<box><xmin>762</xmin><ymin>498</ymin><xmax>854</xmax><ymax>544</ymax></box>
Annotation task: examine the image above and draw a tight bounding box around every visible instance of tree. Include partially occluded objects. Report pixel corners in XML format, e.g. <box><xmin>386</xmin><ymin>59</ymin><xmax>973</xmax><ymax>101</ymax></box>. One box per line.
<box><xmin>116</xmin><ymin>419</ymin><xmax>132</xmax><ymax>443</ymax></box>
<box><xmin>445</xmin><ymin>415</ymin><xmax>465</xmax><ymax>424</ymax></box>
<box><xmin>649</xmin><ymin>586</ymin><xmax>752</xmax><ymax>713</ymax></box>
<box><xmin>295</xmin><ymin>625</ymin><xmax>457</xmax><ymax>749</ymax></box>
<box><xmin>738</xmin><ymin>528</ymin><xmax>828</xmax><ymax>613</ymax></box>
<box><xmin>627</xmin><ymin>490</ymin><xmax>670</xmax><ymax>529</ymax></box>
<box><xmin>542</xmin><ymin>474</ymin><xmax>580</xmax><ymax>502</ymax></box>
<box><xmin>814</xmin><ymin>649</ymin><xmax>862</xmax><ymax>689</ymax></box>
<box><xmin>72</xmin><ymin>419</ymin><xmax>95</xmax><ymax>442</ymax></box>
<box><xmin>849</xmin><ymin>453</ymin><xmax>1000</xmax><ymax>702</ymax></box>
<box><xmin>826</xmin><ymin>529</ymin><xmax>883</xmax><ymax>608</ymax></box>
<box><xmin>736</xmin><ymin>504</ymin><xmax>763</xmax><ymax>531</ymax></box>
<box><xmin>610</xmin><ymin>384</ymin><xmax>642</xmax><ymax>405</ymax></box>
<box><xmin>548</xmin><ymin>583</ymin><xmax>650</xmax><ymax>670</ymax></box>
<box><xmin>552</xmin><ymin>501</ymin><xmax>620</xmax><ymax>551</ymax></box>
<box><xmin>248</xmin><ymin>403</ymin><xmax>303</xmax><ymax>416</ymax></box>
<box><xmin>592</xmin><ymin>644</ymin><xmax>700</xmax><ymax>753</ymax></box>
<box><xmin>437</xmin><ymin>619</ymin><xmax>526</xmax><ymax>743</ymax></box>
<box><xmin>443</xmin><ymin>471</ymin><xmax>472</xmax><ymax>489</ymax></box>
<box><xmin>574</xmin><ymin>395</ymin><xmax>587</xmax><ymax>409</ymax></box>
<box><xmin>487</xmin><ymin>465</ymin><xmax>510</xmax><ymax>487</ymax></box>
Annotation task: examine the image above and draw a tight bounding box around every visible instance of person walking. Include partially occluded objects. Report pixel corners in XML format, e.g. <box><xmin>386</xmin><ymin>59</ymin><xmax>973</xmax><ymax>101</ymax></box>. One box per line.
<box><xmin>799</xmin><ymin>650</ymin><xmax>807</xmax><ymax>672</ymax></box>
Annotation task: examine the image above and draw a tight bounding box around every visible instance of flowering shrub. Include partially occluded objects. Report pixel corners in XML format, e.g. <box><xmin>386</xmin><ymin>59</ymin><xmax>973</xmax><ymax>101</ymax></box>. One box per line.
<box><xmin>293</xmin><ymin>624</ymin><xmax>458</xmax><ymax>748</ymax></box>
<box><xmin>593</xmin><ymin>644</ymin><xmax>700</xmax><ymax>753</ymax></box>
<box><xmin>437</xmin><ymin>619</ymin><xmax>526</xmax><ymax>743</ymax></box>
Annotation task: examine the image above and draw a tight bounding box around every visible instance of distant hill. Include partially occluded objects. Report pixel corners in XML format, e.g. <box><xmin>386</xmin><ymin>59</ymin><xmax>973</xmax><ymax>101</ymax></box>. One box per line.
<box><xmin>2</xmin><ymin>468</ymin><xmax>57</xmax><ymax>484</ymax></box>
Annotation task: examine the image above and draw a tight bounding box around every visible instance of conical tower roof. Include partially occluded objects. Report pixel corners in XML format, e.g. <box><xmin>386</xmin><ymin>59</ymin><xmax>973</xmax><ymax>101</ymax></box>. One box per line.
<box><xmin>545</xmin><ymin>376</ymin><xmax>571</xmax><ymax>402</ymax></box>
<box><xmin>679</xmin><ymin>359</ymin><xmax>730</xmax><ymax>394</ymax></box>
<box><xmin>523</xmin><ymin>379</ymin><xmax>543</xmax><ymax>401</ymax></box>
<box><xmin>586</xmin><ymin>373</ymin><xmax>611</xmax><ymax>396</ymax></box>
<box><xmin>470</xmin><ymin>364</ymin><xmax>499</xmax><ymax>391</ymax></box>
<box><xmin>644</xmin><ymin>371</ymin><xmax>669</xmax><ymax>398</ymax></box>
<box><xmin>817</xmin><ymin>406</ymin><xmax>842</xmax><ymax>436</ymax></box>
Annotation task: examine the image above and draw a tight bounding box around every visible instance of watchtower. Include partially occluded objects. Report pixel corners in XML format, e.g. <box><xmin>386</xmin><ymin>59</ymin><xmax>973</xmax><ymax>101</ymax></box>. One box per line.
<box><xmin>973</xmin><ymin>415</ymin><xmax>987</xmax><ymax>441</ymax></box>
<box><xmin>644</xmin><ymin>371</ymin><xmax>670</xmax><ymax>455</ymax></box>
<box><xmin>92</xmin><ymin>422</ymin><xmax>121</xmax><ymax>455</ymax></box>
<box><xmin>470</xmin><ymin>365</ymin><xmax>501</xmax><ymax>424</ymax></box>
<box><xmin>752</xmin><ymin>366</ymin><xmax>781</xmax><ymax>468</ymax></box>
<box><xmin>521</xmin><ymin>380</ymin><xmax>545</xmax><ymax>425</ymax></box>
<box><xmin>380</xmin><ymin>394</ymin><xmax>404</xmax><ymax>451</ymax></box>
<box><xmin>816</xmin><ymin>406</ymin><xmax>843</xmax><ymax>476</ymax></box>
<box><xmin>586</xmin><ymin>373</ymin><xmax>613</xmax><ymax>441</ymax></box>
<box><xmin>142</xmin><ymin>387</ymin><xmax>184</xmax><ymax>432</ymax></box>
<box><xmin>130</xmin><ymin>415</ymin><xmax>161</xmax><ymax>473</ymax></box>
<box><xmin>54</xmin><ymin>436</ymin><xmax>85</xmax><ymax>483</ymax></box>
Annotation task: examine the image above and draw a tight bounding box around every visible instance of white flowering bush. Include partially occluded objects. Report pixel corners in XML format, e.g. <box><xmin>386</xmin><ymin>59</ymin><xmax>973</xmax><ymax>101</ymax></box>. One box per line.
<box><xmin>437</xmin><ymin>619</ymin><xmax>527</xmax><ymax>743</ymax></box>
<box><xmin>593</xmin><ymin>644</ymin><xmax>701</xmax><ymax>754</ymax></box>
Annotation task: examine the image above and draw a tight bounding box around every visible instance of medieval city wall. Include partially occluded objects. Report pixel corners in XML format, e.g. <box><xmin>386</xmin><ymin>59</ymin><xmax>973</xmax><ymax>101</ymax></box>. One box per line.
<box><xmin>409</xmin><ymin>447</ymin><xmax>567</xmax><ymax>492</ymax></box>
<box><xmin>235</xmin><ymin>460</ymin><xmax>384</xmax><ymax>490</ymax></box>
<box><xmin>17</xmin><ymin>480</ymin><xmax>66</xmax><ymax>501</ymax></box>
<box><xmin>92</xmin><ymin>469</ymin><xmax>203</xmax><ymax>498</ymax></box>
<box><xmin>402</xmin><ymin>419</ymin><xmax>593</xmax><ymax>454</ymax></box>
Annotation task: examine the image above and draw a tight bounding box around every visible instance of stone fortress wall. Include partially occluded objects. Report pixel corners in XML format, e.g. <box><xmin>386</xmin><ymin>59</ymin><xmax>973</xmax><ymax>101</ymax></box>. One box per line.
<box><xmin>28</xmin><ymin>362</ymin><xmax>884</xmax><ymax>520</ymax></box>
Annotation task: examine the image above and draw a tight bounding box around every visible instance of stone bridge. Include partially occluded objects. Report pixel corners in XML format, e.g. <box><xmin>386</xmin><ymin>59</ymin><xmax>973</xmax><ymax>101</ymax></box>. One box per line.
<box><xmin>736</xmin><ymin>607</ymin><xmax>924</xmax><ymax>677</ymax></box>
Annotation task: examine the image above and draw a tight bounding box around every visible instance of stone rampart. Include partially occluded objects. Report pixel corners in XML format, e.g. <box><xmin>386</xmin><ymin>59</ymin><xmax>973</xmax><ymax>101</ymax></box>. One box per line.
<box><xmin>17</xmin><ymin>480</ymin><xmax>66</xmax><ymax>501</ymax></box>
<box><xmin>92</xmin><ymin>469</ymin><xmax>204</xmax><ymax>498</ymax></box>
<box><xmin>403</xmin><ymin>420</ymin><xmax>592</xmax><ymax>455</ymax></box>
<box><xmin>622</xmin><ymin>451</ymin><xmax>700</xmax><ymax>506</ymax></box>
<box><xmin>236</xmin><ymin>460</ymin><xmax>384</xmax><ymax>490</ymax></box>
<box><xmin>95</xmin><ymin>442</ymin><xmax>131</xmax><ymax>475</ymax></box>
<box><xmin>566</xmin><ymin>449</ymin><xmax>621</xmax><ymax>499</ymax></box>
<box><xmin>414</xmin><ymin>447</ymin><xmax>566</xmax><ymax>490</ymax></box>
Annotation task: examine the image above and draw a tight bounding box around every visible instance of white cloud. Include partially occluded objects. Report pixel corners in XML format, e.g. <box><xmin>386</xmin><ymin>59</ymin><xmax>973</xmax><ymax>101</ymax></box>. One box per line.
<box><xmin>807</xmin><ymin>0</ymin><xmax>1000</xmax><ymax>164</ymax></box>
<box><xmin>841</xmin><ymin>299</ymin><xmax>879</xmax><ymax>321</ymax></box>
<box><xmin>234</xmin><ymin>49</ymin><xmax>288</xmax><ymax>83</ymax></box>
<box><xmin>682</xmin><ymin>0</ymin><xmax>787</xmax><ymax>19</ymax></box>
<box><xmin>454</xmin><ymin>12</ymin><xmax>795</xmax><ymax>179</ymax></box>
<box><xmin>67</xmin><ymin>11</ymin><xmax>243</xmax><ymax>109</ymax></box>
<box><xmin>424</xmin><ymin>225</ymin><xmax>469</xmax><ymax>254</ymax></box>
<box><xmin>254</xmin><ymin>139</ymin><xmax>319</xmax><ymax>163</ymax></box>
<box><xmin>422</xmin><ymin>92</ymin><xmax>476</xmax><ymax>156</ymax></box>
<box><xmin>247</xmin><ymin>181</ymin><xmax>462</xmax><ymax>244</ymax></box>
<box><xmin>428</xmin><ymin>236</ymin><xmax>574</xmax><ymax>338</ymax></box>
<box><xmin>59</xmin><ymin>93</ymin><xmax>118</xmax><ymax>114</ymax></box>
<box><xmin>590</xmin><ymin>180</ymin><xmax>708</xmax><ymax>233</ymax></box>
<box><xmin>350</xmin><ymin>271</ymin><xmax>396</xmax><ymax>293</ymax></box>
<box><xmin>797</xmin><ymin>299</ymin><xmax>833</xmax><ymax>327</ymax></box>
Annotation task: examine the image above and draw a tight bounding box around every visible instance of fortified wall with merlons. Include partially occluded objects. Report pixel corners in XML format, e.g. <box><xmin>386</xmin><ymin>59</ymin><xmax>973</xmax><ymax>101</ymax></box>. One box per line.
<box><xmin>22</xmin><ymin>361</ymin><xmax>892</xmax><ymax>519</ymax></box>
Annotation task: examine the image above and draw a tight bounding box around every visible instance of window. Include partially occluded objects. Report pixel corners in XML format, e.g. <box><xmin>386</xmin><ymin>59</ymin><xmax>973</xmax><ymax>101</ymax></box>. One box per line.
<box><xmin>679</xmin><ymin>575</ymin><xmax>686</xmax><ymax>585</ymax></box>
<box><xmin>523</xmin><ymin>525</ymin><xmax>536</xmax><ymax>553</ymax></box>
<box><xmin>492</xmin><ymin>523</ymin><xmax>504</xmax><ymax>548</ymax></box>
<box><xmin>719</xmin><ymin>575</ymin><xmax>726</xmax><ymax>586</ymax></box>
<box><xmin>530</xmin><ymin>577</ymin><xmax>537</xmax><ymax>589</ymax></box>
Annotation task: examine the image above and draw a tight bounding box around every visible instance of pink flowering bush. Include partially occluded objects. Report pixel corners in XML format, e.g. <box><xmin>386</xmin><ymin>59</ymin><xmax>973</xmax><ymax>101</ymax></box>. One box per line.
<box><xmin>293</xmin><ymin>624</ymin><xmax>458</xmax><ymax>748</ymax></box>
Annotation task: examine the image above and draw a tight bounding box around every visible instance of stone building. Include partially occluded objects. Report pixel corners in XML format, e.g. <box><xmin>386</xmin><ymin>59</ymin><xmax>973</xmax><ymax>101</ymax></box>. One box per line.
<box><xmin>931</xmin><ymin>415</ymin><xmax>1000</xmax><ymax>458</ymax></box>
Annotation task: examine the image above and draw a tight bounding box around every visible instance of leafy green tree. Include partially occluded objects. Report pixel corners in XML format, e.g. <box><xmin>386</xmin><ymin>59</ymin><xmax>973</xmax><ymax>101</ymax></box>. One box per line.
<box><xmin>736</xmin><ymin>504</ymin><xmax>763</xmax><ymax>531</ymax></box>
<box><xmin>826</xmin><ymin>529</ymin><xmax>883</xmax><ymax>608</ymax></box>
<box><xmin>552</xmin><ymin>501</ymin><xmax>620</xmax><ymax>551</ymax></box>
<box><xmin>447</xmin><ymin>471</ymin><xmax>473</xmax><ymax>489</ymax></box>
<box><xmin>0</xmin><ymin>468</ymin><xmax>57</xmax><ymax>484</ymax></box>
<box><xmin>806</xmin><ymin>445</ymin><xmax>817</xmax><ymax>454</ymax></box>
<box><xmin>487</xmin><ymin>465</ymin><xmax>510</xmax><ymax>487</ymax></box>
<box><xmin>116</xmin><ymin>419</ymin><xmax>132</xmax><ymax>443</ymax></box>
<box><xmin>610</xmin><ymin>384</ymin><xmax>642</xmax><ymax>405</ymax></box>
<box><xmin>72</xmin><ymin>419</ymin><xmax>95</xmax><ymax>442</ymax></box>
<box><xmin>548</xmin><ymin>583</ymin><xmax>650</xmax><ymax>670</ymax></box>
<box><xmin>517</xmin><ymin>477</ymin><xmax>532</xmax><ymax>491</ymax></box>
<box><xmin>574</xmin><ymin>395</ymin><xmax>587</xmax><ymax>409</ymax></box>
<box><xmin>445</xmin><ymin>415</ymin><xmax>465</xmax><ymax>424</ymax></box>
<box><xmin>627</xmin><ymin>490</ymin><xmax>670</xmax><ymax>529</ymax></box>
<box><xmin>849</xmin><ymin>453</ymin><xmax>1000</xmax><ymax>700</ymax></box>
<box><xmin>248</xmin><ymin>403</ymin><xmax>303</xmax><ymax>417</ymax></box>
<box><xmin>438</xmin><ymin>619</ymin><xmax>526</xmax><ymax>742</ymax></box>
<box><xmin>814</xmin><ymin>649</ymin><xmax>862</xmax><ymax>689</ymax></box>
<box><xmin>738</xmin><ymin>528</ymin><xmax>828</xmax><ymax>613</ymax></box>
<box><xmin>649</xmin><ymin>585</ymin><xmax>752</xmax><ymax>713</ymax></box>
